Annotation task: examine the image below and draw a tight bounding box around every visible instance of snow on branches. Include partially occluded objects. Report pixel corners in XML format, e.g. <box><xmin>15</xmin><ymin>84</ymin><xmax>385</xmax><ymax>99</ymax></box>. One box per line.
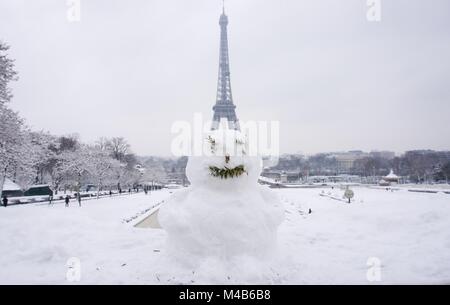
<box><xmin>0</xmin><ymin>42</ymin><xmax>143</xmax><ymax>196</ymax></box>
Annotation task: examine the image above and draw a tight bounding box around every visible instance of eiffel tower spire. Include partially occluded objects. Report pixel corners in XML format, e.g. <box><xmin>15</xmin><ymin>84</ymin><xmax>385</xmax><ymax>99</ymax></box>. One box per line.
<box><xmin>212</xmin><ymin>2</ymin><xmax>240</xmax><ymax>131</ymax></box>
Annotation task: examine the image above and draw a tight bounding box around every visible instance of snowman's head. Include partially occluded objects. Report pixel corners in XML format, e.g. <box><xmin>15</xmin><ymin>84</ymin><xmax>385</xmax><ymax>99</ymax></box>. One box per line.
<box><xmin>186</xmin><ymin>126</ymin><xmax>261</xmax><ymax>189</ymax></box>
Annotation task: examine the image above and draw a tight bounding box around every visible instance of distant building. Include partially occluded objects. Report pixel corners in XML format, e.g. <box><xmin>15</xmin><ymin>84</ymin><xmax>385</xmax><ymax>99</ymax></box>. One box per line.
<box><xmin>381</xmin><ymin>169</ymin><xmax>400</xmax><ymax>185</ymax></box>
<box><xmin>24</xmin><ymin>185</ymin><xmax>53</xmax><ymax>196</ymax></box>
<box><xmin>164</xmin><ymin>171</ymin><xmax>188</xmax><ymax>186</ymax></box>
<box><xmin>261</xmin><ymin>171</ymin><xmax>281</xmax><ymax>181</ymax></box>
<box><xmin>2</xmin><ymin>178</ymin><xmax>24</xmax><ymax>197</ymax></box>
<box><xmin>306</xmin><ymin>175</ymin><xmax>361</xmax><ymax>184</ymax></box>
<box><xmin>383</xmin><ymin>170</ymin><xmax>400</xmax><ymax>184</ymax></box>
<box><xmin>370</xmin><ymin>151</ymin><xmax>396</xmax><ymax>160</ymax></box>
<box><xmin>332</xmin><ymin>151</ymin><xmax>369</xmax><ymax>172</ymax></box>
<box><xmin>261</xmin><ymin>170</ymin><xmax>302</xmax><ymax>183</ymax></box>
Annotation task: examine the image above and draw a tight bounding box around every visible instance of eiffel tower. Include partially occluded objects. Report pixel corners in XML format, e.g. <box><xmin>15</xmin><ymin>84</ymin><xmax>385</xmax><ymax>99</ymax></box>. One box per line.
<box><xmin>211</xmin><ymin>2</ymin><xmax>240</xmax><ymax>131</ymax></box>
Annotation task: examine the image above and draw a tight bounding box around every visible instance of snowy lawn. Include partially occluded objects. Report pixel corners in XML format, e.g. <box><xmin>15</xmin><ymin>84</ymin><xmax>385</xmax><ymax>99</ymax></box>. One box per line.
<box><xmin>0</xmin><ymin>187</ymin><xmax>449</xmax><ymax>284</ymax></box>
<box><xmin>0</xmin><ymin>191</ymin><xmax>172</xmax><ymax>284</ymax></box>
<box><xmin>277</xmin><ymin>187</ymin><xmax>450</xmax><ymax>284</ymax></box>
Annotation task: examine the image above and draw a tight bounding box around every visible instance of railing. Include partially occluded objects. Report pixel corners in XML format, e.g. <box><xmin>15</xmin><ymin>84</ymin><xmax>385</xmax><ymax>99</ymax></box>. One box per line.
<box><xmin>5</xmin><ymin>189</ymin><xmax>163</xmax><ymax>206</ymax></box>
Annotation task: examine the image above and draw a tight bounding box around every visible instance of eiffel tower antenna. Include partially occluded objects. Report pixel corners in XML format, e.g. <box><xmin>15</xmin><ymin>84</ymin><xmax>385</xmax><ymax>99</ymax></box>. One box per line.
<box><xmin>212</xmin><ymin>0</ymin><xmax>240</xmax><ymax>131</ymax></box>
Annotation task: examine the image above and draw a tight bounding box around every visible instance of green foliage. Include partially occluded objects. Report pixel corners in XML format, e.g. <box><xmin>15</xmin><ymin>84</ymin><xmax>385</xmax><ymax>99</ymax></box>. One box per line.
<box><xmin>209</xmin><ymin>165</ymin><xmax>247</xmax><ymax>179</ymax></box>
<box><xmin>207</xmin><ymin>136</ymin><xmax>217</xmax><ymax>154</ymax></box>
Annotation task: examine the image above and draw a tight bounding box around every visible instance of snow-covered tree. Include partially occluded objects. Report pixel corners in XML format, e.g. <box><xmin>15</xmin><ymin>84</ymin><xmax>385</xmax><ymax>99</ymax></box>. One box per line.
<box><xmin>85</xmin><ymin>146</ymin><xmax>121</xmax><ymax>198</ymax></box>
<box><xmin>122</xmin><ymin>167</ymin><xmax>143</xmax><ymax>189</ymax></box>
<box><xmin>26</xmin><ymin>131</ymin><xmax>57</xmax><ymax>184</ymax></box>
<box><xmin>0</xmin><ymin>43</ymin><xmax>23</xmax><ymax>198</ymax></box>
<box><xmin>40</xmin><ymin>135</ymin><xmax>79</xmax><ymax>194</ymax></box>
<box><xmin>0</xmin><ymin>107</ymin><xmax>27</xmax><ymax>197</ymax></box>
<box><xmin>59</xmin><ymin>145</ymin><xmax>92</xmax><ymax>192</ymax></box>
<box><xmin>95</xmin><ymin>137</ymin><xmax>140</xmax><ymax>190</ymax></box>
<box><xmin>48</xmin><ymin>158</ymin><xmax>68</xmax><ymax>194</ymax></box>
<box><xmin>1</xmin><ymin>42</ymin><xmax>147</xmax><ymax>198</ymax></box>
<box><xmin>344</xmin><ymin>187</ymin><xmax>355</xmax><ymax>204</ymax></box>
<box><xmin>105</xmin><ymin>137</ymin><xmax>130</xmax><ymax>163</ymax></box>
<box><xmin>110</xmin><ymin>162</ymin><xmax>127</xmax><ymax>191</ymax></box>
<box><xmin>0</xmin><ymin>42</ymin><xmax>17</xmax><ymax>106</ymax></box>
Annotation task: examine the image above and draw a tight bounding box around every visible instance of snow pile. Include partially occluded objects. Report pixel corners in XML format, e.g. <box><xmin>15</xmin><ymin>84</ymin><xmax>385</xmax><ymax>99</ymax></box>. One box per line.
<box><xmin>158</xmin><ymin>127</ymin><xmax>285</xmax><ymax>270</ymax></box>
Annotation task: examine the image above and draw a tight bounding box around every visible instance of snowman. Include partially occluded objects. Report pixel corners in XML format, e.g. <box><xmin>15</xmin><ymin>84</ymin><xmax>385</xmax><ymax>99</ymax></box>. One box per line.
<box><xmin>158</xmin><ymin>122</ymin><xmax>285</xmax><ymax>264</ymax></box>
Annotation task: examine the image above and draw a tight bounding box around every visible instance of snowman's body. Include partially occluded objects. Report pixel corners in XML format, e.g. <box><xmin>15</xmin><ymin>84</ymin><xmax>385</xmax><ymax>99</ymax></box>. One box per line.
<box><xmin>158</xmin><ymin>127</ymin><xmax>284</xmax><ymax>263</ymax></box>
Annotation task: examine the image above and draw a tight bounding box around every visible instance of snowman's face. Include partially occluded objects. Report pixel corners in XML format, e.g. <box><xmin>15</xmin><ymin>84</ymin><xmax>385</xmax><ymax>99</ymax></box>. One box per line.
<box><xmin>186</xmin><ymin>129</ymin><xmax>262</xmax><ymax>188</ymax></box>
<box><xmin>206</xmin><ymin>129</ymin><xmax>246</xmax><ymax>158</ymax></box>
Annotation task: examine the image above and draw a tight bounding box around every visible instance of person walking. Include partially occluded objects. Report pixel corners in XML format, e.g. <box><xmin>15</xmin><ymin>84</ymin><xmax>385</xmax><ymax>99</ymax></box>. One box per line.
<box><xmin>48</xmin><ymin>190</ymin><xmax>54</xmax><ymax>205</ymax></box>
<box><xmin>65</xmin><ymin>195</ymin><xmax>70</xmax><ymax>207</ymax></box>
<box><xmin>2</xmin><ymin>196</ymin><xmax>8</xmax><ymax>208</ymax></box>
<box><xmin>77</xmin><ymin>192</ymin><xmax>82</xmax><ymax>207</ymax></box>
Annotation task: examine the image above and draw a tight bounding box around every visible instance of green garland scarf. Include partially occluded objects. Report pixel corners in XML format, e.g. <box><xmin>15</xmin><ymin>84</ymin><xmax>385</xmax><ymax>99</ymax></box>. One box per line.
<box><xmin>209</xmin><ymin>165</ymin><xmax>247</xmax><ymax>179</ymax></box>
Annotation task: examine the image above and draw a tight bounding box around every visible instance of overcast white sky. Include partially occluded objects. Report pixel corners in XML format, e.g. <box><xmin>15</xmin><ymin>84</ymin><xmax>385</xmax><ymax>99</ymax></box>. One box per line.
<box><xmin>1</xmin><ymin>0</ymin><xmax>449</xmax><ymax>156</ymax></box>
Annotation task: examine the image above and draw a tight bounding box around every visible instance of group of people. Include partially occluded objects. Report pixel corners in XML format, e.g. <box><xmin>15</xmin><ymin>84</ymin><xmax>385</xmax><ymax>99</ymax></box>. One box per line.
<box><xmin>62</xmin><ymin>194</ymin><xmax>81</xmax><ymax>207</ymax></box>
<box><xmin>2</xmin><ymin>194</ymin><xmax>82</xmax><ymax>208</ymax></box>
<box><xmin>47</xmin><ymin>192</ymin><xmax>82</xmax><ymax>207</ymax></box>
<box><xmin>2</xmin><ymin>186</ymin><xmax>152</xmax><ymax>208</ymax></box>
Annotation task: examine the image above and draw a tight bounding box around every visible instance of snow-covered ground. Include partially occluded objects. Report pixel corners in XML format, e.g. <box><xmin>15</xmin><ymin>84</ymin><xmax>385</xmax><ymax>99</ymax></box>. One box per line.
<box><xmin>277</xmin><ymin>187</ymin><xmax>450</xmax><ymax>284</ymax></box>
<box><xmin>0</xmin><ymin>187</ymin><xmax>449</xmax><ymax>284</ymax></box>
<box><xmin>0</xmin><ymin>191</ymin><xmax>171</xmax><ymax>285</ymax></box>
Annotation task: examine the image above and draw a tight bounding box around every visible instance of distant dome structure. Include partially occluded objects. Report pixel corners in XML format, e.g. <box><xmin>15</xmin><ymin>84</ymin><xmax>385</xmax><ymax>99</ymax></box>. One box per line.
<box><xmin>381</xmin><ymin>169</ymin><xmax>400</xmax><ymax>185</ymax></box>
